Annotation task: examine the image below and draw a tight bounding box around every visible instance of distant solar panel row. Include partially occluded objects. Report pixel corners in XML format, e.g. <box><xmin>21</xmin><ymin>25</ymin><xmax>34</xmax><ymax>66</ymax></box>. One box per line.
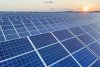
<box><xmin>0</xmin><ymin>27</ymin><xmax>100</xmax><ymax>67</ymax></box>
<box><xmin>0</xmin><ymin>12</ymin><xmax>100</xmax><ymax>42</ymax></box>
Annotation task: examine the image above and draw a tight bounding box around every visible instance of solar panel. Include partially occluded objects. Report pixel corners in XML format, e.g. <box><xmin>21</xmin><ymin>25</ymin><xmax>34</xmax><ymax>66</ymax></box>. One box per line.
<box><xmin>0</xmin><ymin>52</ymin><xmax>44</xmax><ymax>67</ymax></box>
<box><xmin>0</xmin><ymin>12</ymin><xmax>100</xmax><ymax>67</ymax></box>
<box><xmin>78</xmin><ymin>34</ymin><xmax>95</xmax><ymax>45</ymax></box>
<box><xmin>62</xmin><ymin>38</ymin><xmax>84</xmax><ymax>53</ymax></box>
<box><xmin>30</xmin><ymin>33</ymin><xmax>57</xmax><ymax>48</ymax></box>
<box><xmin>38</xmin><ymin>43</ymin><xmax>69</xmax><ymax>65</ymax></box>
<box><xmin>89</xmin><ymin>42</ymin><xmax>100</xmax><ymax>56</ymax></box>
<box><xmin>0</xmin><ymin>38</ymin><xmax>33</xmax><ymax>61</ymax></box>
<box><xmin>81</xmin><ymin>25</ymin><xmax>94</xmax><ymax>32</ymax></box>
<box><xmin>69</xmin><ymin>27</ymin><xmax>85</xmax><ymax>35</ymax></box>
<box><xmin>88</xmin><ymin>31</ymin><xmax>100</xmax><ymax>40</ymax></box>
<box><xmin>51</xmin><ymin>56</ymin><xmax>80</xmax><ymax>67</ymax></box>
<box><xmin>53</xmin><ymin>29</ymin><xmax>73</xmax><ymax>41</ymax></box>
<box><xmin>73</xmin><ymin>48</ymin><xmax>96</xmax><ymax>67</ymax></box>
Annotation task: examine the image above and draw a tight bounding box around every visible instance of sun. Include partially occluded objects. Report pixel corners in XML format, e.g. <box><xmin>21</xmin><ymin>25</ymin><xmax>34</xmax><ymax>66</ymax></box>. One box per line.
<box><xmin>83</xmin><ymin>6</ymin><xmax>89</xmax><ymax>12</ymax></box>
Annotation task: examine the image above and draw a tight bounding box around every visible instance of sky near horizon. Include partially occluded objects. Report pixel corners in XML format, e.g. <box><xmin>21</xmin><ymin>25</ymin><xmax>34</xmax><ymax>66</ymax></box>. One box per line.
<box><xmin>0</xmin><ymin>0</ymin><xmax>100</xmax><ymax>11</ymax></box>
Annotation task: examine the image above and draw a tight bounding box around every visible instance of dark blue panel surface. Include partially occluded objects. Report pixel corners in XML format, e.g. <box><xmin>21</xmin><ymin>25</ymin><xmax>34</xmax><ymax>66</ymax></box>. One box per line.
<box><xmin>53</xmin><ymin>29</ymin><xmax>73</xmax><ymax>41</ymax></box>
<box><xmin>16</xmin><ymin>28</ymin><xmax>27</xmax><ymax>33</ymax></box>
<box><xmin>12</xmin><ymin>20</ymin><xmax>23</xmax><ymax>25</ymax></box>
<box><xmin>0</xmin><ymin>31</ymin><xmax>3</xmax><ymax>36</ymax></box>
<box><xmin>89</xmin><ymin>42</ymin><xmax>100</xmax><ymax>56</ymax></box>
<box><xmin>30</xmin><ymin>30</ymin><xmax>40</xmax><ymax>35</ymax></box>
<box><xmin>81</xmin><ymin>25</ymin><xmax>93</xmax><ymax>32</ymax></box>
<box><xmin>0</xmin><ymin>52</ymin><xmax>44</xmax><ymax>67</ymax></box>
<box><xmin>34</xmin><ymin>23</ymin><xmax>42</xmax><ymax>26</ymax></box>
<box><xmin>69</xmin><ymin>27</ymin><xmax>85</xmax><ymax>35</ymax></box>
<box><xmin>38</xmin><ymin>43</ymin><xmax>69</xmax><ymax>65</ymax></box>
<box><xmin>91</xmin><ymin>60</ymin><xmax>100</xmax><ymax>67</ymax></box>
<box><xmin>39</xmin><ymin>29</ymin><xmax>48</xmax><ymax>33</ymax></box>
<box><xmin>89</xmin><ymin>31</ymin><xmax>100</xmax><ymax>40</ymax></box>
<box><xmin>51</xmin><ymin>24</ymin><xmax>61</xmax><ymax>30</ymax></box>
<box><xmin>46</xmin><ymin>28</ymin><xmax>55</xmax><ymax>32</ymax></box>
<box><xmin>0</xmin><ymin>21</ymin><xmax>12</xmax><ymax>26</ymax></box>
<box><xmin>0</xmin><ymin>38</ymin><xmax>33</xmax><ymax>61</ymax></box>
<box><xmin>22</xmin><ymin>20</ymin><xmax>32</xmax><ymax>24</ymax></box>
<box><xmin>27</xmin><ymin>26</ymin><xmax>37</xmax><ymax>31</ymax></box>
<box><xmin>62</xmin><ymin>38</ymin><xmax>84</xmax><ymax>53</ymax></box>
<box><xmin>30</xmin><ymin>33</ymin><xmax>57</xmax><ymax>48</ymax></box>
<box><xmin>0</xmin><ymin>36</ymin><xmax>5</xmax><ymax>42</ymax></box>
<box><xmin>52</xmin><ymin>56</ymin><xmax>79</xmax><ymax>67</ymax></box>
<box><xmin>73</xmin><ymin>48</ymin><xmax>96</xmax><ymax>67</ymax></box>
<box><xmin>14</xmin><ymin>24</ymin><xmax>25</xmax><ymax>28</ymax></box>
<box><xmin>5</xmin><ymin>34</ymin><xmax>19</xmax><ymax>40</ymax></box>
<box><xmin>3</xmin><ymin>30</ymin><xmax>16</xmax><ymax>35</ymax></box>
<box><xmin>78</xmin><ymin>34</ymin><xmax>95</xmax><ymax>45</ymax></box>
<box><xmin>1</xmin><ymin>26</ymin><xmax>14</xmax><ymax>30</ymax></box>
<box><xmin>19</xmin><ymin>32</ymin><xmax>30</xmax><ymax>37</ymax></box>
<box><xmin>36</xmin><ymin>25</ymin><xmax>45</xmax><ymax>28</ymax></box>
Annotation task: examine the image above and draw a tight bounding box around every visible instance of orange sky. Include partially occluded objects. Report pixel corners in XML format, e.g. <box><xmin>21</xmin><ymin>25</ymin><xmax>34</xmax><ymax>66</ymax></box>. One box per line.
<box><xmin>0</xmin><ymin>0</ymin><xmax>100</xmax><ymax>11</ymax></box>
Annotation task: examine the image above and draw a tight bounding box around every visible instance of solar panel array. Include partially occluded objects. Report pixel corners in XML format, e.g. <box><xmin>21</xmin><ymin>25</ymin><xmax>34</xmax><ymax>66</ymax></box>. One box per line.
<box><xmin>0</xmin><ymin>12</ymin><xmax>100</xmax><ymax>67</ymax></box>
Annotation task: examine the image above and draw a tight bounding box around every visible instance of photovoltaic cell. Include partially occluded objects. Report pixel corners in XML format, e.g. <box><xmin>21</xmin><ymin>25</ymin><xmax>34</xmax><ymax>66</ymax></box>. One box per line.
<box><xmin>0</xmin><ymin>21</ymin><xmax>12</xmax><ymax>26</ymax></box>
<box><xmin>38</xmin><ymin>43</ymin><xmax>69</xmax><ymax>65</ymax></box>
<box><xmin>3</xmin><ymin>29</ymin><xmax>16</xmax><ymax>35</ymax></box>
<box><xmin>16</xmin><ymin>28</ymin><xmax>27</xmax><ymax>33</ymax></box>
<box><xmin>91</xmin><ymin>60</ymin><xmax>100</xmax><ymax>67</ymax></box>
<box><xmin>0</xmin><ymin>31</ymin><xmax>3</xmax><ymax>36</ymax></box>
<box><xmin>78</xmin><ymin>34</ymin><xmax>95</xmax><ymax>45</ymax></box>
<box><xmin>19</xmin><ymin>32</ymin><xmax>30</xmax><ymax>37</ymax></box>
<box><xmin>69</xmin><ymin>27</ymin><xmax>85</xmax><ymax>35</ymax></box>
<box><xmin>1</xmin><ymin>26</ymin><xmax>14</xmax><ymax>30</ymax></box>
<box><xmin>30</xmin><ymin>33</ymin><xmax>57</xmax><ymax>48</ymax></box>
<box><xmin>39</xmin><ymin>29</ymin><xmax>48</xmax><ymax>34</ymax></box>
<box><xmin>89</xmin><ymin>42</ymin><xmax>100</xmax><ymax>56</ymax></box>
<box><xmin>51</xmin><ymin>24</ymin><xmax>61</xmax><ymax>31</ymax></box>
<box><xmin>5</xmin><ymin>34</ymin><xmax>19</xmax><ymax>40</ymax></box>
<box><xmin>89</xmin><ymin>23</ymin><xmax>100</xmax><ymax>32</ymax></box>
<box><xmin>52</xmin><ymin>56</ymin><xmax>80</xmax><ymax>67</ymax></box>
<box><xmin>81</xmin><ymin>25</ymin><xmax>93</xmax><ymax>32</ymax></box>
<box><xmin>0</xmin><ymin>38</ymin><xmax>33</xmax><ymax>61</ymax></box>
<box><xmin>0</xmin><ymin>36</ymin><xmax>5</xmax><ymax>41</ymax></box>
<box><xmin>53</xmin><ymin>29</ymin><xmax>73</xmax><ymax>41</ymax></box>
<box><xmin>30</xmin><ymin>30</ymin><xmax>40</xmax><ymax>35</ymax></box>
<box><xmin>0</xmin><ymin>52</ymin><xmax>44</xmax><ymax>67</ymax></box>
<box><xmin>14</xmin><ymin>24</ymin><xmax>24</xmax><ymax>28</ymax></box>
<box><xmin>62</xmin><ymin>38</ymin><xmax>84</xmax><ymax>53</ymax></box>
<box><xmin>88</xmin><ymin>31</ymin><xmax>100</xmax><ymax>40</ymax></box>
<box><xmin>73</xmin><ymin>48</ymin><xmax>96</xmax><ymax>67</ymax></box>
<box><xmin>27</xmin><ymin>26</ymin><xmax>37</xmax><ymax>31</ymax></box>
<box><xmin>12</xmin><ymin>20</ymin><xmax>23</xmax><ymax>25</ymax></box>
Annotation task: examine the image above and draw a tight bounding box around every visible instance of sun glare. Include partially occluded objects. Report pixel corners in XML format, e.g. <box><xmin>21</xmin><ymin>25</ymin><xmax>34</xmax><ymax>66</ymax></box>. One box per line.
<box><xmin>83</xmin><ymin>6</ymin><xmax>89</xmax><ymax>12</ymax></box>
